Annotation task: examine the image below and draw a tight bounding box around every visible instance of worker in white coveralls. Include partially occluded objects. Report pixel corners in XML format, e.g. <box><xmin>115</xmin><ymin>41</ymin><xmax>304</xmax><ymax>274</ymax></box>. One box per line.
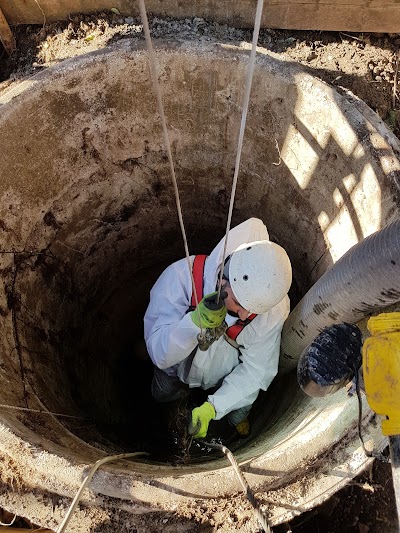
<box><xmin>144</xmin><ymin>218</ymin><xmax>292</xmax><ymax>439</ymax></box>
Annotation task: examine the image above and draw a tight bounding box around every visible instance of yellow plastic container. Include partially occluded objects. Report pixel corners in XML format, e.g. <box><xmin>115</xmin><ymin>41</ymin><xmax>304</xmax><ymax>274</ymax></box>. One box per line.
<box><xmin>362</xmin><ymin>312</ymin><xmax>400</xmax><ymax>436</ymax></box>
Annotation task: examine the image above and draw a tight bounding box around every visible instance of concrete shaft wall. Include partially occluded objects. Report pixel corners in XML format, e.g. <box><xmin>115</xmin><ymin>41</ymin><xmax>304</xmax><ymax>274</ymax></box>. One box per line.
<box><xmin>0</xmin><ymin>39</ymin><xmax>399</xmax><ymax>530</ymax></box>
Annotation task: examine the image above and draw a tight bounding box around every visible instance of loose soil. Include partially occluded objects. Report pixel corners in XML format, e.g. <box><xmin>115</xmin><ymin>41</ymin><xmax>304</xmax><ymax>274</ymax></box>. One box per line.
<box><xmin>0</xmin><ymin>10</ymin><xmax>399</xmax><ymax>533</ymax></box>
<box><xmin>1</xmin><ymin>13</ymin><xmax>399</xmax><ymax>137</ymax></box>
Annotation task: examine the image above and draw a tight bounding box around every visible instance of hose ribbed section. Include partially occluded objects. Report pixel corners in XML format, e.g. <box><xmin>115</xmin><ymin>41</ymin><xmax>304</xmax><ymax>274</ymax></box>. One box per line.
<box><xmin>280</xmin><ymin>218</ymin><xmax>400</xmax><ymax>373</ymax></box>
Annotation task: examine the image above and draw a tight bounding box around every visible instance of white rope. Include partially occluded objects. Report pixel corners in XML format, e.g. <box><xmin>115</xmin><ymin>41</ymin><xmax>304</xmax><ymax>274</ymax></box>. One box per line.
<box><xmin>217</xmin><ymin>0</ymin><xmax>265</xmax><ymax>300</ymax></box>
<box><xmin>56</xmin><ymin>452</ymin><xmax>149</xmax><ymax>533</ymax></box>
<box><xmin>204</xmin><ymin>440</ymin><xmax>272</xmax><ymax>532</ymax></box>
<box><xmin>138</xmin><ymin>0</ymin><xmax>264</xmax><ymax>310</ymax></box>
<box><xmin>0</xmin><ymin>402</ymin><xmax>87</xmax><ymax>419</ymax></box>
<box><xmin>137</xmin><ymin>0</ymin><xmax>203</xmax><ymax>333</ymax></box>
<box><xmin>0</xmin><ymin>514</ymin><xmax>16</xmax><ymax>527</ymax></box>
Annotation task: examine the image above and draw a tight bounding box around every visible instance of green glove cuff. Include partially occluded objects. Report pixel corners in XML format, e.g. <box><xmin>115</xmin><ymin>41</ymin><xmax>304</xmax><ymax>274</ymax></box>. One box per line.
<box><xmin>191</xmin><ymin>292</ymin><xmax>227</xmax><ymax>329</ymax></box>
<box><xmin>189</xmin><ymin>401</ymin><xmax>216</xmax><ymax>438</ymax></box>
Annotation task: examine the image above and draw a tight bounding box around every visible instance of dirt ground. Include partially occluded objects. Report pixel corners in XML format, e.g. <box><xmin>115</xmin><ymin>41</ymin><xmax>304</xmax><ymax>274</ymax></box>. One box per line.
<box><xmin>1</xmin><ymin>12</ymin><xmax>399</xmax><ymax>137</ymax></box>
<box><xmin>275</xmin><ymin>459</ymin><xmax>399</xmax><ymax>533</ymax></box>
<box><xmin>0</xmin><ymin>10</ymin><xmax>399</xmax><ymax>533</ymax></box>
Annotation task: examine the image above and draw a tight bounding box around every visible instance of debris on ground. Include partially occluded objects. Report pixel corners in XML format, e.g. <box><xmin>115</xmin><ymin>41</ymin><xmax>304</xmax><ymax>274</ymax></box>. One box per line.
<box><xmin>1</xmin><ymin>13</ymin><xmax>399</xmax><ymax>139</ymax></box>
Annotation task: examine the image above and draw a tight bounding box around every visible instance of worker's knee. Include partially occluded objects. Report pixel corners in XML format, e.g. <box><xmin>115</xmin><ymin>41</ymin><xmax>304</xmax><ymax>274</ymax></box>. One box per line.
<box><xmin>227</xmin><ymin>405</ymin><xmax>252</xmax><ymax>426</ymax></box>
<box><xmin>151</xmin><ymin>367</ymin><xmax>188</xmax><ymax>403</ymax></box>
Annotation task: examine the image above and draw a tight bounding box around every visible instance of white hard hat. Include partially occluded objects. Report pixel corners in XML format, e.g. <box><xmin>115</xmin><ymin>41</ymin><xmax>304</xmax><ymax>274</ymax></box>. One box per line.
<box><xmin>227</xmin><ymin>240</ymin><xmax>292</xmax><ymax>314</ymax></box>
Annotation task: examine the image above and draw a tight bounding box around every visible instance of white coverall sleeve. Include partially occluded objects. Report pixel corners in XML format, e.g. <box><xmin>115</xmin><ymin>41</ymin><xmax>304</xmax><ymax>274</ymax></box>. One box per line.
<box><xmin>144</xmin><ymin>261</ymin><xmax>200</xmax><ymax>370</ymax></box>
<box><xmin>207</xmin><ymin>297</ymin><xmax>289</xmax><ymax>420</ymax></box>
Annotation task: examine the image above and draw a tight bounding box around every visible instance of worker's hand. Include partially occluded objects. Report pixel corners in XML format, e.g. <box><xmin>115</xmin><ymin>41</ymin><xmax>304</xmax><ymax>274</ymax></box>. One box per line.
<box><xmin>191</xmin><ymin>291</ymin><xmax>227</xmax><ymax>329</ymax></box>
<box><xmin>204</xmin><ymin>291</ymin><xmax>228</xmax><ymax>311</ymax></box>
<box><xmin>188</xmin><ymin>401</ymin><xmax>216</xmax><ymax>438</ymax></box>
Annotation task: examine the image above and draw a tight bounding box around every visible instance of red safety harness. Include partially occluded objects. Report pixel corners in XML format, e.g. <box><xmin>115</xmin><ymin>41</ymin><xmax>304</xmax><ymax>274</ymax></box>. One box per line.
<box><xmin>190</xmin><ymin>254</ymin><xmax>257</xmax><ymax>342</ymax></box>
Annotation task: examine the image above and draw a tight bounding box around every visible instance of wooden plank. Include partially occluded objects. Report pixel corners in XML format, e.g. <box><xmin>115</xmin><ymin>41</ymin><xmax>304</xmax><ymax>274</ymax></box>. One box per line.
<box><xmin>270</xmin><ymin>0</ymin><xmax>395</xmax><ymax>5</ymax></box>
<box><xmin>263</xmin><ymin>4</ymin><xmax>400</xmax><ymax>32</ymax></box>
<box><xmin>0</xmin><ymin>0</ymin><xmax>399</xmax><ymax>33</ymax></box>
<box><xmin>0</xmin><ymin>6</ymin><xmax>14</xmax><ymax>55</ymax></box>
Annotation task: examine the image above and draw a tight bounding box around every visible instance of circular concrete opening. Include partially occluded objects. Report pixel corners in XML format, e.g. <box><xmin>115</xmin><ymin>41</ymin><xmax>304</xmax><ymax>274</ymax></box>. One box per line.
<box><xmin>0</xmin><ymin>39</ymin><xmax>399</xmax><ymax>528</ymax></box>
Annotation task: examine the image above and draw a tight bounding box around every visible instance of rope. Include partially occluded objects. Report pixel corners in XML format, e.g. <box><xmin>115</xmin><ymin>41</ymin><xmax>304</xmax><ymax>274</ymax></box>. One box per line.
<box><xmin>138</xmin><ymin>0</ymin><xmax>265</xmax><ymax>314</ymax></box>
<box><xmin>137</xmin><ymin>0</ymin><xmax>203</xmax><ymax>334</ymax></box>
<box><xmin>56</xmin><ymin>452</ymin><xmax>149</xmax><ymax>533</ymax></box>
<box><xmin>203</xmin><ymin>441</ymin><xmax>272</xmax><ymax>532</ymax></box>
<box><xmin>217</xmin><ymin>0</ymin><xmax>265</xmax><ymax>302</ymax></box>
<box><xmin>139</xmin><ymin>0</ymin><xmax>265</xmax><ymax>308</ymax></box>
<box><xmin>0</xmin><ymin>514</ymin><xmax>16</xmax><ymax>527</ymax></box>
<box><xmin>0</xmin><ymin>402</ymin><xmax>88</xmax><ymax>419</ymax></box>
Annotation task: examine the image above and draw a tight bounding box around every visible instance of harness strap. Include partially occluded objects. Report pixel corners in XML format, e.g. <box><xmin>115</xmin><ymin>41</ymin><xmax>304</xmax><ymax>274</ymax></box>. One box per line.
<box><xmin>190</xmin><ymin>254</ymin><xmax>207</xmax><ymax>311</ymax></box>
<box><xmin>190</xmin><ymin>255</ymin><xmax>257</xmax><ymax>340</ymax></box>
<box><xmin>227</xmin><ymin>314</ymin><xmax>257</xmax><ymax>341</ymax></box>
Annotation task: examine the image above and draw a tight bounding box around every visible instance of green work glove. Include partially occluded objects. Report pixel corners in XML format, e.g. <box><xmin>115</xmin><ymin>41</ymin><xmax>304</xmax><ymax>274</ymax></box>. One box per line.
<box><xmin>188</xmin><ymin>401</ymin><xmax>216</xmax><ymax>438</ymax></box>
<box><xmin>191</xmin><ymin>291</ymin><xmax>227</xmax><ymax>329</ymax></box>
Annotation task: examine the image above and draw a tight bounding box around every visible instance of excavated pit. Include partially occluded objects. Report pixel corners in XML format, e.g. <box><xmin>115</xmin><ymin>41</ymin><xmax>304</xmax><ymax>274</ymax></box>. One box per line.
<box><xmin>0</xmin><ymin>38</ymin><xmax>399</xmax><ymax>528</ymax></box>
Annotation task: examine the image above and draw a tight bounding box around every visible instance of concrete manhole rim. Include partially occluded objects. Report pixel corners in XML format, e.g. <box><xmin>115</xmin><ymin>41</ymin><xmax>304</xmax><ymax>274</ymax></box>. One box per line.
<box><xmin>0</xmin><ymin>38</ymin><xmax>398</xmax><ymax>529</ymax></box>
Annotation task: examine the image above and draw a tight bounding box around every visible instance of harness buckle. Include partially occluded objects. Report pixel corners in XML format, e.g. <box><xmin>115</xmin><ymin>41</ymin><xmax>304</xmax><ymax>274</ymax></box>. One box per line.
<box><xmin>197</xmin><ymin>321</ymin><xmax>228</xmax><ymax>351</ymax></box>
